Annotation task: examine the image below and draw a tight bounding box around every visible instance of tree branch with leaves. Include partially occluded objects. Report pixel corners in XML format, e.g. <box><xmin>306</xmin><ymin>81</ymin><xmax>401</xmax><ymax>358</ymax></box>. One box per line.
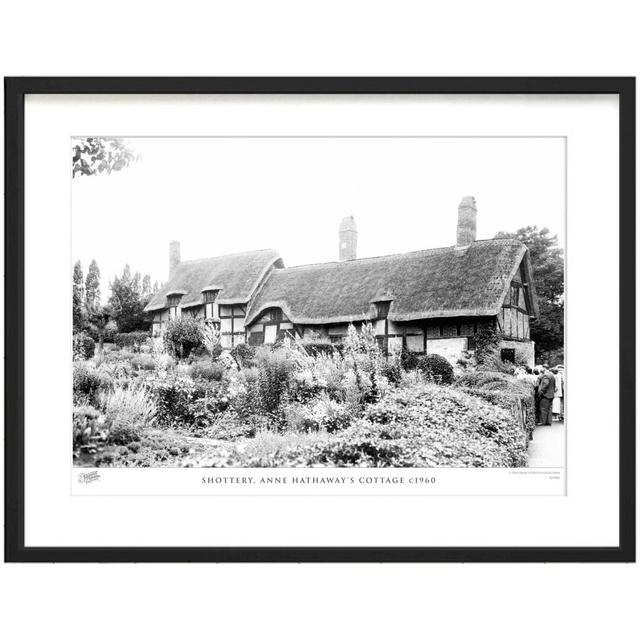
<box><xmin>72</xmin><ymin>137</ymin><xmax>137</xmax><ymax>178</ymax></box>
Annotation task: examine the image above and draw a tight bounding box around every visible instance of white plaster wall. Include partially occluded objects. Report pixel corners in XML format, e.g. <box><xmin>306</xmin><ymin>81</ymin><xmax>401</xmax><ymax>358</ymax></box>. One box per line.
<box><xmin>426</xmin><ymin>337</ymin><xmax>468</xmax><ymax>363</ymax></box>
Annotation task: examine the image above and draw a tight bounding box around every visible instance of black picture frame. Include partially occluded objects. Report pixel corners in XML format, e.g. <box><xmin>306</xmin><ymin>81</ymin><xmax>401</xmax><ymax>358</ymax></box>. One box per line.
<box><xmin>4</xmin><ymin>77</ymin><xmax>635</xmax><ymax>563</ymax></box>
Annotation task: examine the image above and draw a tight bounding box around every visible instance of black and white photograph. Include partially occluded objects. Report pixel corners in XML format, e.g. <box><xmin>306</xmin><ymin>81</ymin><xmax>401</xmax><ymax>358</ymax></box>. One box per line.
<box><xmin>6</xmin><ymin>76</ymin><xmax>632</xmax><ymax>565</ymax></box>
<box><xmin>2</xmin><ymin>2</ymin><xmax>638</xmax><ymax>637</ymax></box>
<box><xmin>71</xmin><ymin>135</ymin><xmax>566</xmax><ymax>471</ymax></box>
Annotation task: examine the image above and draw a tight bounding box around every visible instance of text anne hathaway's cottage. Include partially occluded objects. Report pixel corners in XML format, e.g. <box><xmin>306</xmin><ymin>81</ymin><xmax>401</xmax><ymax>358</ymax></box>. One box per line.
<box><xmin>144</xmin><ymin>197</ymin><xmax>539</xmax><ymax>365</ymax></box>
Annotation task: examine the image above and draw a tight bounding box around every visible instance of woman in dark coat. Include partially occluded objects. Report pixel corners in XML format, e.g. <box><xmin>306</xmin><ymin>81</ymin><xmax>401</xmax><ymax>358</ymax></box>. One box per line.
<box><xmin>537</xmin><ymin>366</ymin><xmax>556</xmax><ymax>426</ymax></box>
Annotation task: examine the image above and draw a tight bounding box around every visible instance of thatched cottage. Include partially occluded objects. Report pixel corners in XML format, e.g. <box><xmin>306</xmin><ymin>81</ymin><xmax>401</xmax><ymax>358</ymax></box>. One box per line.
<box><xmin>145</xmin><ymin>197</ymin><xmax>538</xmax><ymax>365</ymax></box>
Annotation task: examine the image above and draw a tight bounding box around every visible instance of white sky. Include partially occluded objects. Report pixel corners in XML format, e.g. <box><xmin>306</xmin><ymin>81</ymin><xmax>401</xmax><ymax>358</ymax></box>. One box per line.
<box><xmin>72</xmin><ymin>137</ymin><xmax>565</xmax><ymax>288</ymax></box>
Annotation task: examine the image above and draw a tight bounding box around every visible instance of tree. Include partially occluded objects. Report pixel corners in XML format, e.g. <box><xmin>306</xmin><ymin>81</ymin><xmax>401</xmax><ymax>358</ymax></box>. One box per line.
<box><xmin>73</xmin><ymin>260</ymin><xmax>85</xmax><ymax>332</ymax></box>
<box><xmin>72</xmin><ymin>137</ymin><xmax>137</xmax><ymax>178</ymax></box>
<box><xmin>141</xmin><ymin>274</ymin><xmax>152</xmax><ymax>299</ymax></box>
<box><xmin>109</xmin><ymin>265</ymin><xmax>152</xmax><ymax>333</ymax></box>
<box><xmin>494</xmin><ymin>226</ymin><xmax>564</xmax><ymax>362</ymax></box>
<box><xmin>163</xmin><ymin>317</ymin><xmax>202</xmax><ymax>359</ymax></box>
<box><xmin>86</xmin><ymin>303</ymin><xmax>113</xmax><ymax>353</ymax></box>
<box><xmin>85</xmin><ymin>259</ymin><xmax>101</xmax><ymax>310</ymax></box>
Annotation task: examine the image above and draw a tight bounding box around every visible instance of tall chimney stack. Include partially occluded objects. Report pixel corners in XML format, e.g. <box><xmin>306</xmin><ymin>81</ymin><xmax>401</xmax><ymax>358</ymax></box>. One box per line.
<box><xmin>456</xmin><ymin>196</ymin><xmax>477</xmax><ymax>246</ymax></box>
<box><xmin>339</xmin><ymin>216</ymin><xmax>357</xmax><ymax>261</ymax></box>
<box><xmin>169</xmin><ymin>240</ymin><xmax>181</xmax><ymax>278</ymax></box>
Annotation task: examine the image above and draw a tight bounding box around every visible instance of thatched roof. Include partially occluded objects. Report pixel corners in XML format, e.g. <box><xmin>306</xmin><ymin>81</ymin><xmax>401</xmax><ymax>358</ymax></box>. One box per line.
<box><xmin>245</xmin><ymin>239</ymin><xmax>538</xmax><ymax>325</ymax></box>
<box><xmin>145</xmin><ymin>249</ymin><xmax>282</xmax><ymax>312</ymax></box>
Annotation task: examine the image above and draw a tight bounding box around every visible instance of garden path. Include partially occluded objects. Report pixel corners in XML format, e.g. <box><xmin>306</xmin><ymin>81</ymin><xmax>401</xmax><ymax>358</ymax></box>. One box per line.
<box><xmin>527</xmin><ymin>420</ymin><xmax>566</xmax><ymax>468</ymax></box>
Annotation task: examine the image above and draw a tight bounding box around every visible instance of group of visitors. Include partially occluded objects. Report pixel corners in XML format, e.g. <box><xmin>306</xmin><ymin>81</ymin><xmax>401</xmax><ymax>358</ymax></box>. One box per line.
<box><xmin>521</xmin><ymin>364</ymin><xmax>564</xmax><ymax>426</ymax></box>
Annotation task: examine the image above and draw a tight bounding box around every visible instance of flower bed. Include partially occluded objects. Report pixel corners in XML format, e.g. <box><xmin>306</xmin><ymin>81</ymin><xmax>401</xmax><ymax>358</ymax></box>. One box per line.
<box><xmin>73</xmin><ymin>327</ymin><xmax>531</xmax><ymax>469</ymax></box>
<box><xmin>186</xmin><ymin>383</ymin><xmax>528</xmax><ymax>468</ymax></box>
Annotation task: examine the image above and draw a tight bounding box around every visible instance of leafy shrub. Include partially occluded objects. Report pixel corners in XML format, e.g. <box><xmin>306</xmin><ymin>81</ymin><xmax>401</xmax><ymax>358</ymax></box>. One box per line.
<box><xmin>400</xmin><ymin>348</ymin><xmax>421</xmax><ymax>371</ymax></box>
<box><xmin>514</xmin><ymin>350</ymin><xmax>529</xmax><ymax>369</ymax></box>
<box><xmin>104</xmin><ymin>349</ymin><xmax>136</xmax><ymax>363</ymax></box>
<box><xmin>283</xmin><ymin>396</ymin><xmax>352</xmax><ymax>433</ymax></box>
<box><xmin>226</xmin><ymin>368</ymin><xmax>268</xmax><ymax>430</ymax></box>
<box><xmin>455</xmin><ymin>350</ymin><xmax>475</xmax><ymax>371</ymax></box>
<box><xmin>201</xmin><ymin>321</ymin><xmax>223</xmax><ymax>360</ymax></box>
<box><xmin>380</xmin><ymin>358</ymin><xmax>403</xmax><ymax>385</ymax></box>
<box><xmin>205</xmin><ymin>384</ymin><xmax>527</xmax><ymax>468</ymax></box>
<box><xmin>99</xmin><ymin>354</ymin><xmax>135</xmax><ymax>383</ymax></box>
<box><xmin>474</xmin><ymin>324</ymin><xmax>502</xmax><ymax>364</ymax></box>
<box><xmin>99</xmin><ymin>384</ymin><xmax>157</xmax><ymax>444</ymax></box>
<box><xmin>416</xmin><ymin>353</ymin><xmax>454</xmax><ymax>384</ymax></box>
<box><xmin>230</xmin><ymin>343</ymin><xmax>256</xmax><ymax>368</ymax></box>
<box><xmin>283</xmin><ymin>403</ymin><xmax>320</xmax><ymax>433</ymax></box>
<box><xmin>150</xmin><ymin>337</ymin><xmax>173</xmax><ymax>378</ymax></box>
<box><xmin>114</xmin><ymin>331</ymin><xmax>151</xmax><ymax>352</ymax></box>
<box><xmin>92</xmin><ymin>430</ymin><xmax>193</xmax><ymax>467</ymax></box>
<box><xmin>73</xmin><ymin>404</ymin><xmax>105</xmax><ymax>447</ymax></box>
<box><xmin>288</xmin><ymin>369</ymin><xmax>324</xmax><ymax>403</ymax></box>
<box><xmin>456</xmin><ymin>370</ymin><xmax>536</xmax><ymax>437</ymax></box>
<box><xmin>301</xmin><ymin>342</ymin><xmax>340</xmax><ymax>357</ymax></box>
<box><xmin>130</xmin><ymin>354</ymin><xmax>155</xmax><ymax>370</ymax></box>
<box><xmin>191</xmin><ymin>359</ymin><xmax>225</xmax><ymax>382</ymax></box>
<box><xmin>255</xmin><ymin>347</ymin><xmax>295</xmax><ymax>414</ymax></box>
<box><xmin>217</xmin><ymin>351</ymin><xmax>238</xmax><ymax>371</ymax></box>
<box><xmin>73</xmin><ymin>361</ymin><xmax>112</xmax><ymax>404</ymax></box>
<box><xmin>311</xmin><ymin>396</ymin><xmax>352</xmax><ymax>433</ymax></box>
<box><xmin>103</xmin><ymin>320</ymin><xmax>118</xmax><ymax>343</ymax></box>
<box><xmin>343</xmin><ymin>323</ymin><xmax>380</xmax><ymax>365</ymax></box>
<box><xmin>308</xmin><ymin>352</ymin><xmax>346</xmax><ymax>401</ymax></box>
<box><xmin>205</xmin><ymin>409</ymin><xmax>258</xmax><ymax>440</ymax></box>
<box><xmin>163</xmin><ymin>317</ymin><xmax>202</xmax><ymax>359</ymax></box>
<box><xmin>148</xmin><ymin>375</ymin><xmax>228</xmax><ymax>430</ymax></box>
<box><xmin>73</xmin><ymin>332</ymin><xmax>95</xmax><ymax>360</ymax></box>
<box><xmin>477</xmin><ymin>349</ymin><xmax>517</xmax><ymax>375</ymax></box>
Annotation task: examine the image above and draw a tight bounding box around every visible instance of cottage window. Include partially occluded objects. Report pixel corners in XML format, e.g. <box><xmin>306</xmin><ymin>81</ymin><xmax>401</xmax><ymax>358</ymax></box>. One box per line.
<box><xmin>405</xmin><ymin>334</ymin><xmax>424</xmax><ymax>353</ymax></box>
<box><xmin>501</xmin><ymin>348</ymin><xmax>516</xmax><ymax>364</ymax></box>
<box><xmin>426</xmin><ymin>325</ymin><xmax>441</xmax><ymax>338</ymax></box>
<box><xmin>262</xmin><ymin>308</ymin><xmax>282</xmax><ymax>322</ymax></box>
<box><xmin>166</xmin><ymin>293</ymin><xmax>183</xmax><ymax>321</ymax></box>
<box><xmin>442</xmin><ymin>324</ymin><xmax>457</xmax><ymax>338</ymax></box>
<box><xmin>375</xmin><ymin>301</ymin><xmax>391</xmax><ymax>319</ymax></box>
<box><xmin>205</xmin><ymin>302</ymin><xmax>216</xmax><ymax>319</ymax></box>
<box><xmin>511</xmin><ymin>285</ymin><xmax>520</xmax><ymax>308</ymax></box>
<box><xmin>460</xmin><ymin>322</ymin><xmax>474</xmax><ymax>336</ymax></box>
<box><xmin>202</xmin><ymin>290</ymin><xmax>219</xmax><ymax>320</ymax></box>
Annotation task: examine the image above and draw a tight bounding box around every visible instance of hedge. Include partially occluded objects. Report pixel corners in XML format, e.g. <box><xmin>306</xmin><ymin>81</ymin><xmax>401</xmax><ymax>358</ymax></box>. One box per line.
<box><xmin>114</xmin><ymin>331</ymin><xmax>151</xmax><ymax>351</ymax></box>
<box><xmin>455</xmin><ymin>371</ymin><xmax>536</xmax><ymax>440</ymax></box>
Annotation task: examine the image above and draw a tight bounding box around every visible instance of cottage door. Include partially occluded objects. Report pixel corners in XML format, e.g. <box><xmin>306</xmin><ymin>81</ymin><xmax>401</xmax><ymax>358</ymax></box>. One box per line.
<box><xmin>264</xmin><ymin>324</ymin><xmax>277</xmax><ymax>344</ymax></box>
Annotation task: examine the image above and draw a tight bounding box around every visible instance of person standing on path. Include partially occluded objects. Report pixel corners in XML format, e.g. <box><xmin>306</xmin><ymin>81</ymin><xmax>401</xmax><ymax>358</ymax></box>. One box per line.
<box><xmin>556</xmin><ymin>364</ymin><xmax>565</xmax><ymax>420</ymax></box>
<box><xmin>537</xmin><ymin>365</ymin><xmax>556</xmax><ymax>426</ymax></box>
<box><xmin>552</xmin><ymin>366</ymin><xmax>564</xmax><ymax>421</ymax></box>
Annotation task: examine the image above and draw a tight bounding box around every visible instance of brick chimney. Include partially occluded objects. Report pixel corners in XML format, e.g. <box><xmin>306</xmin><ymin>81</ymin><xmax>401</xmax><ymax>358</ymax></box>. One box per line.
<box><xmin>456</xmin><ymin>196</ymin><xmax>477</xmax><ymax>246</ymax></box>
<box><xmin>169</xmin><ymin>240</ymin><xmax>181</xmax><ymax>278</ymax></box>
<box><xmin>339</xmin><ymin>216</ymin><xmax>357</xmax><ymax>261</ymax></box>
